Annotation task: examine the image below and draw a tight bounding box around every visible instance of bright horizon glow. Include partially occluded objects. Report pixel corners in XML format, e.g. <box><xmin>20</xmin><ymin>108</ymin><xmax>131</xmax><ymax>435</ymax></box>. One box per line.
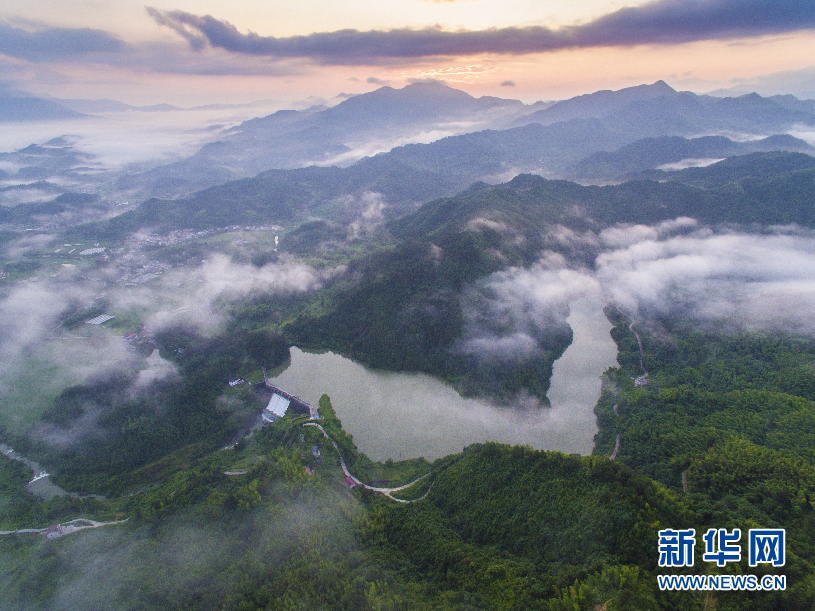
<box><xmin>0</xmin><ymin>1</ymin><xmax>813</xmax><ymax>106</ymax></box>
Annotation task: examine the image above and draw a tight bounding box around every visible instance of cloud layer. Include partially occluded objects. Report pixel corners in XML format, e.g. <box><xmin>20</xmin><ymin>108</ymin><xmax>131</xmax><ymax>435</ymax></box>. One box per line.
<box><xmin>0</xmin><ymin>248</ymin><xmax>336</xmax><ymax>435</ymax></box>
<box><xmin>129</xmin><ymin>253</ymin><xmax>336</xmax><ymax>332</ymax></box>
<box><xmin>148</xmin><ymin>0</ymin><xmax>815</xmax><ymax>64</ymax></box>
<box><xmin>597</xmin><ymin>229</ymin><xmax>815</xmax><ymax>333</ymax></box>
<box><xmin>0</xmin><ymin>21</ymin><xmax>124</xmax><ymax>61</ymax></box>
<box><xmin>457</xmin><ymin>222</ymin><xmax>815</xmax><ymax>375</ymax></box>
<box><xmin>457</xmin><ymin>253</ymin><xmax>600</xmax><ymax>362</ymax></box>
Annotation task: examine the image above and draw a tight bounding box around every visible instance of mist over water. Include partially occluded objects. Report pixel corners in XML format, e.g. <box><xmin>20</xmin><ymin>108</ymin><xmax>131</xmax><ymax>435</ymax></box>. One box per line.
<box><xmin>271</xmin><ymin>295</ymin><xmax>617</xmax><ymax>461</ymax></box>
<box><xmin>0</xmin><ymin>107</ymin><xmax>276</xmax><ymax>171</ymax></box>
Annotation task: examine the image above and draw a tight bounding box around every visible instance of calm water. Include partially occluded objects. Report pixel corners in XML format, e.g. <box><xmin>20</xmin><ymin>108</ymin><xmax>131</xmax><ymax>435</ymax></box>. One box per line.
<box><xmin>271</xmin><ymin>296</ymin><xmax>618</xmax><ymax>461</ymax></box>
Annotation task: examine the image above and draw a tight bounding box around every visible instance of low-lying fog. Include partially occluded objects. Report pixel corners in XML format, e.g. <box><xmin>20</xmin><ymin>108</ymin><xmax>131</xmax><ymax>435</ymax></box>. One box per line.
<box><xmin>270</xmin><ymin>222</ymin><xmax>815</xmax><ymax>459</ymax></box>
<box><xmin>0</xmin><ymin>106</ymin><xmax>279</xmax><ymax>173</ymax></box>
<box><xmin>0</xmin><ymin>248</ymin><xmax>338</xmax><ymax>434</ymax></box>
<box><xmin>5</xmin><ymin>217</ymin><xmax>815</xmax><ymax>459</ymax></box>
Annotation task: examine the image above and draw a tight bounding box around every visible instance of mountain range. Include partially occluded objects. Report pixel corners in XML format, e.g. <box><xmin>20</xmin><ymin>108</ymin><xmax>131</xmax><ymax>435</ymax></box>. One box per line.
<box><xmin>0</xmin><ymin>93</ymin><xmax>87</xmax><ymax>122</ymax></box>
<box><xmin>4</xmin><ymin>77</ymin><xmax>815</xmax><ymax>611</ymax></box>
<box><xmin>2</xmin><ymin>79</ymin><xmax>814</xmax><ymax>212</ymax></box>
<box><xmin>112</xmin><ymin>80</ymin><xmax>815</xmax><ymax>201</ymax></box>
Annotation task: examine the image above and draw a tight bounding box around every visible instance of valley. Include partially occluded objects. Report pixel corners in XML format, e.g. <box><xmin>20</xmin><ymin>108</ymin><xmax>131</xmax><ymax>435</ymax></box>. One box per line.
<box><xmin>1</xmin><ymin>79</ymin><xmax>815</xmax><ymax>610</ymax></box>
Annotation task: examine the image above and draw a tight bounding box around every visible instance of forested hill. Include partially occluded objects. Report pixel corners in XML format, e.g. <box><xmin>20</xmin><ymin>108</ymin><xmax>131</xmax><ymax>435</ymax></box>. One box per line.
<box><xmin>5</xmin><ymin>80</ymin><xmax>815</xmax><ymax>611</ymax></box>
<box><xmin>69</xmin><ymin>155</ymin><xmax>466</xmax><ymax>240</ymax></box>
<box><xmin>585</xmin><ymin>310</ymin><xmax>815</xmax><ymax>609</ymax></box>
<box><xmin>67</xmin><ymin>151</ymin><xmax>815</xmax><ymax>243</ymax></box>
<box><xmin>274</xmin><ymin>152</ymin><xmax>815</xmax><ymax>407</ymax></box>
<box><xmin>3</xmin><ymin>378</ymin><xmax>808</xmax><ymax>610</ymax></box>
<box><xmin>642</xmin><ymin>150</ymin><xmax>815</xmax><ymax>188</ymax></box>
<box><xmin>567</xmin><ymin>134</ymin><xmax>814</xmax><ymax>182</ymax></box>
<box><xmin>54</xmin><ymin>151</ymin><xmax>815</xmax><ymax>409</ymax></box>
<box><xmin>6</xmin><ymin>164</ymin><xmax>815</xmax><ymax>610</ymax></box>
<box><xmin>392</xmin><ymin>152</ymin><xmax>815</xmax><ymax>239</ymax></box>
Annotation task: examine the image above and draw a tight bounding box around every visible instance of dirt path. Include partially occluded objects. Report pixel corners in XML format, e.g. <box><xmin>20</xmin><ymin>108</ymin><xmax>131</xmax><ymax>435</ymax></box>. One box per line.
<box><xmin>608</xmin><ymin>309</ymin><xmax>651</xmax><ymax>461</ymax></box>
<box><xmin>609</xmin><ymin>434</ymin><xmax>621</xmax><ymax>461</ymax></box>
<box><xmin>305</xmin><ymin>422</ymin><xmax>432</xmax><ymax>502</ymax></box>
<box><xmin>0</xmin><ymin>518</ymin><xmax>129</xmax><ymax>539</ymax></box>
<box><xmin>618</xmin><ymin>310</ymin><xmax>648</xmax><ymax>384</ymax></box>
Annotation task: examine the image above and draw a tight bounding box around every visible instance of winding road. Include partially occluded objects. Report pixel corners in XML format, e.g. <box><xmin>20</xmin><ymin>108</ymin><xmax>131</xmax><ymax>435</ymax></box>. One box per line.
<box><xmin>619</xmin><ymin>309</ymin><xmax>648</xmax><ymax>384</ymax></box>
<box><xmin>609</xmin><ymin>308</ymin><xmax>649</xmax><ymax>461</ymax></box>
<box><xmin>0</xmin><ymin>518</ymin><xmax>129</xmax><ymax>539</ymax></box>
<box><xmin>305</xmin><ymin>422</ymin><xmax>432</xmax><ymax>502</ymax></box>
<box><xmin>2</xmin><ymin>411</ymin><xmax>432</xmax><ymax>541</ymax></box>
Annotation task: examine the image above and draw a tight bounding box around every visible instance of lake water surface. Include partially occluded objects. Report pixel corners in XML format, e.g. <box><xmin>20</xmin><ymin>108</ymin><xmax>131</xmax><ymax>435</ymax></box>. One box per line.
<box><xmin>271</xmin><ymin>296</ymin><xmax>618</xmax><ymax>461</ymax></box>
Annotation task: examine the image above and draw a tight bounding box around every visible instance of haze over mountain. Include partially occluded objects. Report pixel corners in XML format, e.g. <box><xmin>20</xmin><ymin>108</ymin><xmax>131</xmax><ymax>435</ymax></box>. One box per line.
<box><xmin>109</xmin><ymin>80</ymin><xmax>815</xmax><ymax>201</ymax></box>
<box><xmin>1</xmin><ymin>0</ymin><xmax>815</xmax><ymax>606</ymax></box>
<box><xmin>706</xmin><ymin>65</ymin><xmax>815</xmax><ymax>100</ymax></box>
<box><xmin>3</xmin><ymin>74</ymin><xmax>815</xmax><ymax>610</ymax></box>
<box><xmin>50</xmin><ymin>96</ymin><xmax>284</xmax><ymax>114</ymax></box>
<box><xmin>3</xmin><ymin>79</ymin><xmax>814</xmax><ymax>237</ymax></box>
<box><xmin>567</xmin><ymin>134</ymin><xmax>815</xmax><ymax>182</ymax></box>
<box><xmin>0</xmin><ymin>90</ymin><xmax>87</xmax><ymax>122</ymax></box>
<box><xmin>512</xmin><ymin>80</ymin><xmax>679</xmax><ymax>125</ymax></box>
<box><xmin>514</xmin><ymin>81</ymin><xmax>815</xmax><ymax>136</ymax></box>
<box><xmin>112</xmin><ymin>82</ymin><xmax>534</xmax><ymax>199</ymax></box>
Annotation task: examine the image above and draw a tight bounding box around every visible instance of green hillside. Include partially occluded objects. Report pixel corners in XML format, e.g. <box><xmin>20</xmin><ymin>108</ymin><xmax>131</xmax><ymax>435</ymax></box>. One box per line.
<box><xmin>3</xmin><ymin>147</ymin><xmax>815</xmax><ymax>609</ymax></box>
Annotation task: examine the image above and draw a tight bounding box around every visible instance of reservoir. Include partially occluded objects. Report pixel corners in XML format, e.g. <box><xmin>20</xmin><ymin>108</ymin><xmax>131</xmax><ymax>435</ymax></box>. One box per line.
<box><xmin>271</xmin><ymin>296</ymin><xmax>618</xmax><ymax>461</ymax></box>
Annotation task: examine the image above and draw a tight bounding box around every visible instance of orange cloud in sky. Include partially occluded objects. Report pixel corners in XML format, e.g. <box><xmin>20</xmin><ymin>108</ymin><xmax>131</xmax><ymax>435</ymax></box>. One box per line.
<box><xmin>359</xmin><ymin>32</ymin><xmax>815</xmax><ymax>101</ymax></box>
<box><xmin>1</xmin><ymin>1</ymin><xmax>813</xmax><ymax>105</ymax></box>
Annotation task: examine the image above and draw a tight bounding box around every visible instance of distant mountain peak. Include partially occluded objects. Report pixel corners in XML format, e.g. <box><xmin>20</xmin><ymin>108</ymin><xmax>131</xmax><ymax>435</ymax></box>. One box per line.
<box><xmin>321</xmin><ymin>81</ymin><xmax>496</xmax><ymax>124</ymax></box>
<box><xmin>0</xmin><ymin>93</ymin><xmax>86</xmax><ymax>122</ymax></box>
<box><xmin>649</xmin><ymin>80</ymin><xmax>675</xmax><ymax>92</ymax></box>
<box><xmin>512</xmin><ymin>80</ymin><xmax>679</xmax><ymax>127</ymax></box>
<box><xmin>602</xmin><ymin>80</ymin><xmax>677</xmax><ymax>98</ymax></box>
<box><xmin>403</xmin><ymin>80</ymin><xmax>451</xmax><ymax>89</ymax></box>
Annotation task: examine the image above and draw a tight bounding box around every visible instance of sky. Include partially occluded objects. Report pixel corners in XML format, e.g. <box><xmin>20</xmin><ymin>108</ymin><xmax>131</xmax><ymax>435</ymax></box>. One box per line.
<box><xmin>0</xmin><ymin>0</ymin><xmax>814</xmax><ymax>107</ymax></box>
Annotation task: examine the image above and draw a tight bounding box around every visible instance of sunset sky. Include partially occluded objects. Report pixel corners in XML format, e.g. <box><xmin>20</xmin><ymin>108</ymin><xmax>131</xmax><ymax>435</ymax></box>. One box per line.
<box><xmin>1</xmin><ymin>0</ymin><xmax>814</xmax><ymax>106</ymax></box>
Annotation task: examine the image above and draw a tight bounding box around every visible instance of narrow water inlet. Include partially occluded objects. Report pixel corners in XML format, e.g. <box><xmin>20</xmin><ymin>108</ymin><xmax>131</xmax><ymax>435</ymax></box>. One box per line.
<box><xmin>271</xmin><ymin>296</ymin><xmax>618</xmax><ymax>461</ymax></box>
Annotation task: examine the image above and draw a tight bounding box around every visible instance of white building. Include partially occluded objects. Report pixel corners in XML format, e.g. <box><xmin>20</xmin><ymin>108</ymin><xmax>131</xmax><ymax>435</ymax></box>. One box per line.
<box><xmin>262</xmin><ymin>393</ymin><xmax>291</xmax><ymax>422</ymax></box>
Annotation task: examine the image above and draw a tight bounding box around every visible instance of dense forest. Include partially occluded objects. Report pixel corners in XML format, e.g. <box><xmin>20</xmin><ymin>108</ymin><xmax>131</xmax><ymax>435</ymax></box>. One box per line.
<box><xmin>3</xmin><ymin>151</ymin><xmax>815</xmax><ymax>609</ymax></box>
<box><xmin>3</xmin><ymin>313</ymin><xmax>814</xmax><ymax>609</ymax></box>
